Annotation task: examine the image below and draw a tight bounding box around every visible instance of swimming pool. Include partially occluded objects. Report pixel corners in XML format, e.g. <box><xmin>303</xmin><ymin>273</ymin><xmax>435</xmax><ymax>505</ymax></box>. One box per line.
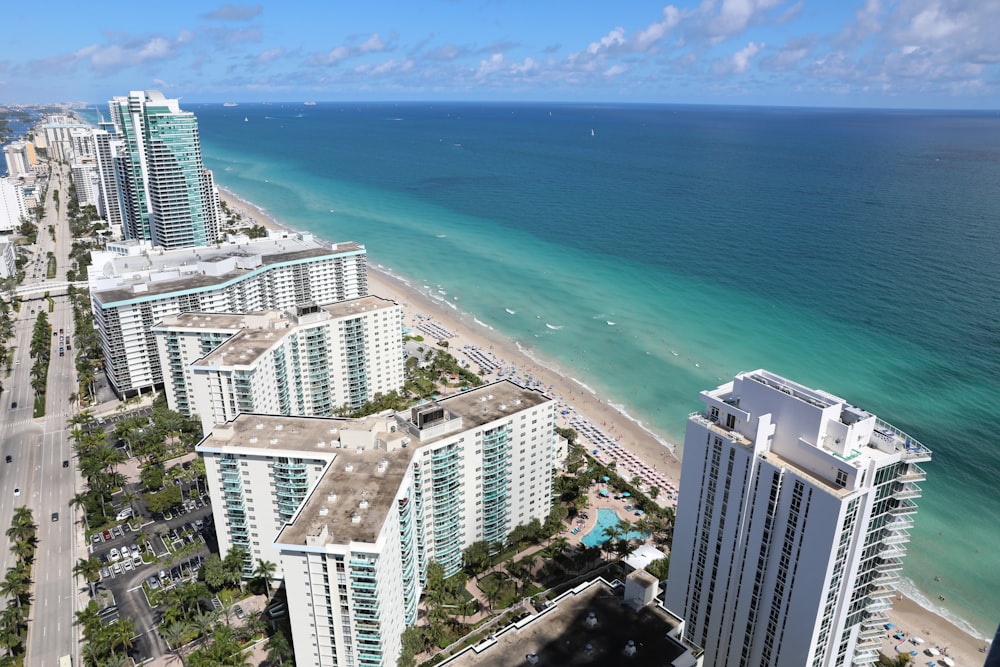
<box><xmin>580</xmin><ymin>508</ymin><xmax>647</xmax><ymax>548</ymax></box>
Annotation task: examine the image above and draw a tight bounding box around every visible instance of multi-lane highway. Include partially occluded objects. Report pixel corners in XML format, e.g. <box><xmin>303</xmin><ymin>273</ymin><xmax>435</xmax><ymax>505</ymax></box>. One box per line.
<box><xmin>0</xmin><ymin>160</ymin><xmax>84</xmax><ymax>667</ymax></box>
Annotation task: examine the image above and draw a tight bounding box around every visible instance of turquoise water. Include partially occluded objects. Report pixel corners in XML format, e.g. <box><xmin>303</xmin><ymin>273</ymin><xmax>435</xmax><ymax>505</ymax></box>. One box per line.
<box><xmin>581</xmin><ymin>508</ymin><xmax>648</xmax><ymax>548</ymax></box>
<box><xmin>83</xmin><ymin>102</ymin><xmax>996</xmax><ymax>637</ymax></box>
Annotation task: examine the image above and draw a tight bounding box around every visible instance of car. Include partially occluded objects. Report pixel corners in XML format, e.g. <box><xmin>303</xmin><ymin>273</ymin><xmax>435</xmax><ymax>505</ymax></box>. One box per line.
<box><xmin>147</xmin><ymin>576</ymin><xmax>159</xmax><ymax>590</ymax></box>
<box><xmin>10</xmin><ymin>402</ymin><xmax>16</xmax><ymax>409</ymax></box>
<box><xmin>102</xmin><ymin>530</ymin><xmax>112</xmax><ymax>541</ymax></box>
<box><xmin>171</xmin><ymin>566</ymin><xmax>181</xmax><ymax>580</ymax></box>
<box><xmin>112</xmin><ymin>526</ymin><xmax>124</xmax><ymax>538</ymax></box>
<box><xmin>110</xmin><ymin>548</ymin><xmax>121</xmax><ymax>561</ymax></box>
<box><xmin>195</xmin><ymin>519</ymin><xmax>204</xmax><ymax>529</ymax></box>
<box><xmin>131</xmin><ymin>544</ymin><xmax>140</xmax><ymax>558</ymax></box>
<box><xmin>234</xmin><ymin>605</ymin><xmax>245</xmax><ymax>619</ymax></box>
<box><xmin>122</xmin><ymin>558</ymin><xmax>133</xmax><ymax>571</ymax></box>
<box><xmin>63</xmin><ymin>460</ymin><xmax>69</xmax><ymax>468</ymax></box>
<box><xmin>100</xmin><ymin>567</ymin><xmax>112</xmax><ymax>579</ymax></box>
<box><xmin>195</xmin><ymin>499</ymin><xmax>203</xmax><ymax>509</ymax></box>
<box><xmin>92</xmin><ymin>533</ymin><xmax>102</xmax><ymax>545</ymax></box>
<box><xmin>112</xmin><ymin>562</ymin><xmax>122</xmax><ymax>574</ymax></box>
<box><xmin>13</xmin><ymin>488</ymin><xmax>19</xmax><ymax>497</ymax></box>
<box><xmin>5</xmin><ymin>455</ymin><xmax>10</xmax><ymax>463</ymax></box>
<box><xmin>51</xmin><ymin>512</ymin><xmax>58</xmax><ymax>522</ymax></box>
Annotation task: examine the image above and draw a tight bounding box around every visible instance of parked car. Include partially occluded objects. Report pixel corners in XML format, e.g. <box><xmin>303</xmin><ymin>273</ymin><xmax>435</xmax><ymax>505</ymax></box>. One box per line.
<box><xmin>102</xmin><ymin>530</ymin><xmax>112</xmax><ymax>541</ymax></box>
<box><xmin>109</xmin><ymin>548</ymin><xmax>121</xmax><ymax>561</ymax></box>
<box><xmin>51</xmin><ymin>512</ymin><xmax>58</xmax><ymax>522</ymax></box>
<box><xmin>234</xmin><ymin>605</ymin><xmax>245</xmax><ymax>619</ymax></box>
<box><xmin>5</xmin><ymin>455</ymin><xmax>10</xmax><ymax>463</ymax></box>
<box><xmin>63</xmin><ymin>459</ymin><xmax>69</xmax><ymax>468</ymax></box>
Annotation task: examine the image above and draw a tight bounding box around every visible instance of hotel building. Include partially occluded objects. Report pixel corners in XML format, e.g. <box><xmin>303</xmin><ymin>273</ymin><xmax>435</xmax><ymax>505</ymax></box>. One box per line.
<box><xmin>664</xmin><ymin>370</ymin><xmax>931</xmax><ymax>667</ymax></box>
<box><xmin>196</xmin><ymin>381</ymin><xmax>557</xmax><ymax>667</ymax></box>
<box><xmin>88</xmin><ymin>233</ymin><xmax>367</xmax><ymax>398</ymax></box>
<box><xmin>152</xmin><ymin>296</ymin><xmax>405</xmax><ymax>433</ymax></box>
<box><xmin>107</xmin><ymin>90</ymin><xmax>220</xmax><ymax>249</ymax></box>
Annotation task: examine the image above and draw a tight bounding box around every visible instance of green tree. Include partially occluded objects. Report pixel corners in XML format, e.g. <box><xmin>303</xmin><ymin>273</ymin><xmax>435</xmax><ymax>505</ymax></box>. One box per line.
<box><xmin>252</xmin><ymin>559</ymin><xmax>276</xmax><ymax>598</ymax></box>
<box><xmin>462</xmin><ymin>540</ymin><xmax>492</xmax><ymax>578</ymax></box>
<box><xmin>73</xmin><ymin>557</ymin><xmax>102</xmax><ymax>598</ymax></box>
<box><xmin>265</xmin><ymin>627</ymin><xmax>293</xmax><ymax>666</ymax></box>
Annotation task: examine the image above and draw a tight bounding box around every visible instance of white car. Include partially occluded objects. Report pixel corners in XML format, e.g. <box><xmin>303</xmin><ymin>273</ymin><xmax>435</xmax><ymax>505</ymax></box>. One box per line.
<box><xmin>131</xmin><ymin>544</ymin><xmax>141</xmax><ymax>558</ymax></box>
<box><xmin>109</xmin><ymin>548</ymin><xmax>121</xmax><ymax>561</ymax></box>
<box><xmin>13</xmin><ymin>488</ymin><xmax>20</xmax><ymax>497</ymax></box>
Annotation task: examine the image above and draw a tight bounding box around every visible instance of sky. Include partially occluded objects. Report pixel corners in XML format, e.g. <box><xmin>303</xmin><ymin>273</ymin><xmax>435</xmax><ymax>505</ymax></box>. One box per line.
<box><xmin>2</xmin><ymin>0</ymin><xmax>998</xmax><ymax>109</ymax></box>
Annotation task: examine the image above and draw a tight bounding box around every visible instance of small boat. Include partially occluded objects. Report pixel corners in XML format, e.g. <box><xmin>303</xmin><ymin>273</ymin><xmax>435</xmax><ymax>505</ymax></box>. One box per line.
<box><xmin>304</xmin><ymin>101</ymin><xmax>317</xmax><ymax>106</ymax></box>
<box><xmin>223</xmin><ymin>102</ymin><xmax>238</xmax><ymax>107</ymax></box>
<box><xmin>591</xmin><ymin>129</ymin><xmax>595</xmax><ymax>136</ymax></box>
<box><xmin>244</xmin><ymin>117</ymin><xmax>249</xmax><ymax>123</ymax></box>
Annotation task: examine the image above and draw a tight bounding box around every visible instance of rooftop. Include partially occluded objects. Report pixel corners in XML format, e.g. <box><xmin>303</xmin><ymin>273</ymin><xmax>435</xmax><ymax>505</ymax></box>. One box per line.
<box><xmin>90</xmin><ymin>236</ymin><xmax>364</xmax><ymax>305</ymax></box>
<box><xmin>408</xmin><ymin>380</ymin><xmax>551</xmax><ymax>441</ymax></box>
<box><xmin>441</xmin><ymin>577</ymin><xmax>699</xmax><ymax>667</ymax></box>
<box><xmin>195</xmin><ymin>413</ymin><xmax>399</xmax><ymax>456</ymax></box>
<box><xmin>176</xmin><ymin>296</ymin><xmax>399</xmax><ymax>367</ymax></box>
<box><xmin>276</xmin><ymin>436</ymin><xmax>414</xmax><ymax>547</ymax></box>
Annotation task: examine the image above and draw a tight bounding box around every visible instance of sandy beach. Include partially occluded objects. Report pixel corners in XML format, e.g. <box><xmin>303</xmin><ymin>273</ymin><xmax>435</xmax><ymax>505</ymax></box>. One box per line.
<box><xmin>217</xmin><ymin>187</ymin><xmax>991</xmax><ymax>664</ymax></box>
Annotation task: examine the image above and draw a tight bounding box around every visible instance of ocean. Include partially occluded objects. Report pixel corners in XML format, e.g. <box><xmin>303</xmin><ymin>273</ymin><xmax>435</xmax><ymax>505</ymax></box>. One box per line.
<box><xmin>111</xmin><ymin>102</ymin><xmax>1000</xmax><ymax>637</ymax></box>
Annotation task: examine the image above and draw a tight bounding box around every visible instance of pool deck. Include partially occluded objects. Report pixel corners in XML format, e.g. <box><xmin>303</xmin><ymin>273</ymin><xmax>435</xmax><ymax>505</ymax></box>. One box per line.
<box><xmin>566</xmin><ymin>485</ymin><xmax>649</xmax><ymax>548</ymax></box>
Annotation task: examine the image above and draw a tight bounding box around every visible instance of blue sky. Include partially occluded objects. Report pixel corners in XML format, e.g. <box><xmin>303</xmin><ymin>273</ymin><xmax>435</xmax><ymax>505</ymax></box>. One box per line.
<box><xmin>3</xmin><ymin>1</ymin><xmax>998</xmax><ymax>108</ymax></box>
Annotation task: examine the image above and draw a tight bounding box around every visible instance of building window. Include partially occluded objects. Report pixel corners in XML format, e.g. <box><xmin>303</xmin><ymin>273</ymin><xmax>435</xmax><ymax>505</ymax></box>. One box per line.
<box><xmin>835</xmin><ymin>469</ymin><xmax>848</xmax><ymax>487</ymax></box>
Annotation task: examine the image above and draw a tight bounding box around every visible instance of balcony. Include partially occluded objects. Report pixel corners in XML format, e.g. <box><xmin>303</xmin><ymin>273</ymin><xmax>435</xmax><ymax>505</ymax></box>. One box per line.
<box><xmin>875</xmin><ymin>558</ymin><xmax>904</xmax><ymax>573</ymax></box>
<box><xmin>852</xmin><ymin>649</ymin><xmax>880</xmax><ymax>665</ymax></box>
<box><xmin>865</xmin><ymin>598</ymin><xmax>892</xmax><ymax>614</ymax></box>
<box><xmin>880</xmin><ymin>544</ymin><xmax>907</xmax><ymax>559</ymax></box>
<box><xmin>889</xmin><ymin>499</ymin><xmax>919</xmax><ymax>516</ymax></box>
<box><xmin>893</xmin><ymin>483</ymin><xmax>922</xmax><ymax>500</ymax></box>
<box><xmin>897</xmin><ymin>464</ymin><xmax>927</xmax><ymax>483</ymax></box>
<box><xmin>868</xmin><ymin>585</ymin><xmax>895</xmax><ymax>600</ymax></box>
<box><xmin>881</xmin><ymin>529</ymin><xmax>910</xmax><ymax>546</ymax></box>
<box><xmin>856</xmin><ymin>634</ymin><xmax>882</xmax><ymax>651</ymax></box>
<box><xmin>857</xmin><ymin>625</ymin><xmax>885</xmax><ymax>641</ymax></box>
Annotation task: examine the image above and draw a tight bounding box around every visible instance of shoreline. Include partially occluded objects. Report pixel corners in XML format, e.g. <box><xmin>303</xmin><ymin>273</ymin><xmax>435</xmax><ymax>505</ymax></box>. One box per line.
<box><xmin>215</xmin><ymin>186</ymin><xmax>992</xmax><ymax>661</ymax></box>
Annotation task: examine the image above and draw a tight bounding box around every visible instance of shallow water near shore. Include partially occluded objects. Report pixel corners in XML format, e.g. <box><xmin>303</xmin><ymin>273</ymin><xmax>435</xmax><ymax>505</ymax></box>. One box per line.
<box><xmin>174</xmin><ymin>102</ymin><xmax>1000</xmax><ymax>637</ymax></box>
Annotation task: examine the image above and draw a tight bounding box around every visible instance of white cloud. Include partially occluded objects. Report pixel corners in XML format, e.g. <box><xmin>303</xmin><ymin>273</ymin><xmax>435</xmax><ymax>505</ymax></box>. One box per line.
<box><xmin>257</xmin><ymin>48</ymin><xmax>285</xmax><ymax>63</ymax></box>
<box><xmin>730</xmin><ymin>41</ymin><xmax>764</xmax><ymax>73</ymax></box>
<box><xmin>476</xmin><ymin>53</ymin><xmax>505</xmax><ymax>80</ymax></box>
<box><xmin>587</xmin><ymin>28</ymin><xmax>626</xmax><ymax>55</ymax></box>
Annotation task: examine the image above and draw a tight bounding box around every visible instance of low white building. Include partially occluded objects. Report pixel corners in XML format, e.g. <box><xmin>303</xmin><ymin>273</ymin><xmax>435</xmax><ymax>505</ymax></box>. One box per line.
<box><xmin>152</xmin><ymin>296</ymin><xmax>405</xmax><ymax>433</ymax></box>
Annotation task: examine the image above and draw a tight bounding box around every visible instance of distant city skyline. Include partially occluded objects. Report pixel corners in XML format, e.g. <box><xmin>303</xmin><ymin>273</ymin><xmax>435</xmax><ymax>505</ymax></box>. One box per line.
<box><xmin>3</xmin><ymin>1</ymin><xmax>999</xmax><ymax>109</ymax></box>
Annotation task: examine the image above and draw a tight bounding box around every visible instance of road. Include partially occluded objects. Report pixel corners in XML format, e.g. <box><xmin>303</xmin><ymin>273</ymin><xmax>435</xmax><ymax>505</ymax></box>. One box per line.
<box><xmin>0</xmin><ymin>159</ymin><xmax>84</xmax><ymax>667</ymax></box>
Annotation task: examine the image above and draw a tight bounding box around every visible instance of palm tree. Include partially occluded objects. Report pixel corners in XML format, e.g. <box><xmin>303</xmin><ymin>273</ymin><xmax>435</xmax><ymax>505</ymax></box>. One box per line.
<box><xmin>253</xmin><ymin>559</ymin><xmax>277</xmax><ymax>598</ymax></box>
<box><xmin>160</xmin><ymin>622</ymin><xmax>191</xmax><ymax>666</ymax></box>
<box><xmin>73</xmin><ymin>557</ymin><xmax>102</xmax><ymax>598</ymax></box>
<box><xmin>264</xmin><ymin>629</ymin><xmax>292</xmax><ymax>666</ymax></box>
<box><xmin>108</xmin><ymin>616</ymin><xmax>136</xmax><ymax>656</ymax></box>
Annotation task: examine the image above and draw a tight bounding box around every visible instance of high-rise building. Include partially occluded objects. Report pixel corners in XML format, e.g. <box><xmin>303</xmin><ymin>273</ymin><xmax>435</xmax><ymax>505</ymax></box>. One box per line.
<box><xmin>108</xmin><ymin>90</ymin><xmax>220</xmax><ymax>249</ymax></box>
<box><xmin>0</xmin><ymin>177</ymin><xmax>29</xmax><ymax>233</ymax></box>
<box><xmin>92</xmin><ymin>125</ymin><xmax>125</xmax><ymax>231</ymax></box>
<box><xmin>196</xmin><ymin>381</ymin><xmax>558</xmax><ymax>667</ymax></box>
<box><xmin>87</xmin><ymin>233</ymin><xmax>368</xmax><ymax>398</ymax></box>
<box><xmin>664</xmin><ymin>370</ymin><xmax>931</xmax><ymax>667</ymax></box>
<box><xmin>152</xmin><ymin>296</ymin><xmax>405</xmax><ymax>432</ymax></box>
<box><xmin>3</xmin><ymin>140</ymin><xmax>36</xmax><ymax>179</ymax></box>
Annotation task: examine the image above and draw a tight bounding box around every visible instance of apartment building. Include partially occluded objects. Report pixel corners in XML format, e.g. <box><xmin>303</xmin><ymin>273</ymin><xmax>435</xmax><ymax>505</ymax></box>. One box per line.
<box><xmin>196</xmin><ymin>381</ymin><xmax>557</xmax><ymax>667</ymax></box>
<box><xmin>664</xmin><ymin>370</ymin><xmax>932</xmax><ymax>667</ymax></box>
<box><xmin>152</xmin><ymin>296</ymin><xmax>404</xmax><ymax>432</ymax></box>
<box><xmin>107</xmin><ymin>90</ymin><xmax>220</xmax><ymax>249</ymax></box>
<box><xmin>88</xmin><ymin>233</ymin><xmax>368</xmax><ymax>397</ymax></box>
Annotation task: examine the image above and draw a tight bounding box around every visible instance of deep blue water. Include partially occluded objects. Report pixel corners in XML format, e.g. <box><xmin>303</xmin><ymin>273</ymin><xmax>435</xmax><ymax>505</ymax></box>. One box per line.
<box><xmin>90</xmin><ymin>101</ymin><xmax>1000</xmax><ymax>636</ymax></box>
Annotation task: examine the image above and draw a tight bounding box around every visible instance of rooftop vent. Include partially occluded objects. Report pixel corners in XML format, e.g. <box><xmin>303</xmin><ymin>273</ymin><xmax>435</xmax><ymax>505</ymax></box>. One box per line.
<box><xmin>269</xmin><ymin>437</ymin><xmax>278</xmax><ymax>445</ymax></box>
<box><xmin>624</xmin><ymin>639</ymin><xmax>636</xmax><ymax>657</ymax></box>
<box><xmin>255</xmin><ymin>423</ymin><xmax>264</xmax><ymax>430</ymax></box>
<box><xmin>377</xmin><ymin>459</ymin><xmax>388</xmax><ymax>473</ymax></box>
<box><xmin>359</xmin><ymin>499</ymin><xmax>369</xmax><ymax>510</ymax></box>
<box><xmin>275</xmin><ymin>424</ymin><xmax>283</xmax><ymax>431</ymax></box>
<box><xmin>344</xmin><ymin>463</ymin><xmax>354</xmax><ymax>473</ymax></box>
<box><xmin>319</xmin><ymin>506</ymin><xmax>329</xmax><ymax>516</ymax></box>
<box><xmin>526</xmin><ymin>653</ymin><xmax>539</xmax><ymax>665</ymax></box>
<box><xmin>585</xmin><ymin>612</ymin><xmax>597</xmax><ymax>628</ymax></box>
<box><xmin>327</xmin><ymin>492</ymin><xmax>337</xmax><ymax>502</ymax></box>
<box><xmin>249</xmin><ymin>436</ymin><xmax>258</xmax><ymax>444</ymax></box>
<box><xmin>317</xmin><ymin>441</ymin><xmax>326</xmax><ymax>448</ymax></box>
<box><xmin>499</xmin><ymin>404</ymin><xmax>507</xmax><ymax>411</ymax></box>
<box><xmin>350</xmin><ymin>512</ymin><xmax>361</xmax><ymax>524</ymax></box>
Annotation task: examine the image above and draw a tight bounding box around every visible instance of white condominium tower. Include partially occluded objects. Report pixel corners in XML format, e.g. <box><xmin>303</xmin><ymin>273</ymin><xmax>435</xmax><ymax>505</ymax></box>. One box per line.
<box><xmin>152</xmin><ymin>296</ymin><xmax>405</xmax><ymax>433</ymax></box>
<box><xmin>196</xmin><ymin>381</ymin><xmax>557</xmax><ymax>667</ymax></box>
<box><xmin>108</xmin><ymin>90</ymin><xmax>220</xmax><ymax>249</ymax></box>
<box><xmin>665</xmin><ymin>370</ymin><xmax>931</xmax><ymax>667</ymax></box>
<box><xmin>88</xmin><ymin>233</ymin><xmax>367</xmax><ymax>398</ymax></box>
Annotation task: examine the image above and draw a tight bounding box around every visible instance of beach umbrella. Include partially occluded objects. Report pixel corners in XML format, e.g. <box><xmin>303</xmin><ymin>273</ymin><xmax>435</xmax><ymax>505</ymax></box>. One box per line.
<box><xmin>602</xmin><ymin>476</ymin><xmax>610</xmax><ymax>482</ymax></box>
<box><xmin>622</xmin><ymin>492</ymin><xmax>631</xmax><ymax>497</ymax></box>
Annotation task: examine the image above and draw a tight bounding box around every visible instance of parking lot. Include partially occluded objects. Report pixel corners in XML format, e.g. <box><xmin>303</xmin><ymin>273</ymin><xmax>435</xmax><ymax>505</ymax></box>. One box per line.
<box><xmin>84</xmin><ymin>449</ymin><xmax>217</xmax><ymax>664</ymax></box>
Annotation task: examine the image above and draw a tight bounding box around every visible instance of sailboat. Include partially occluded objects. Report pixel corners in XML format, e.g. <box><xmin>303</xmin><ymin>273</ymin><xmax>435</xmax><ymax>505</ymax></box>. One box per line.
<box><xmin>244</xmin><ymin>116</ymin><xmax>249</xmax><ymax>123</ymax></box>
<box><xmin>591</xmin><ymin>129</ymin><xmax>595</xmax><ymax>137</ymax></box>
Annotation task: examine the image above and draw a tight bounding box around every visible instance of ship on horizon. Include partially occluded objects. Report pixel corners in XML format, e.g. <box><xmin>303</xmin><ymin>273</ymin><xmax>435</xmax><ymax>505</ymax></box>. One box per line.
<box><xmin>223</xmin><ymin>102</ymin><xmax>239</xmax><ymax>107</ymax></box>
<box><xmin>304</xmin><ymin>101</ymin><xmax>317</xmax><ymax>106</ymax></box>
